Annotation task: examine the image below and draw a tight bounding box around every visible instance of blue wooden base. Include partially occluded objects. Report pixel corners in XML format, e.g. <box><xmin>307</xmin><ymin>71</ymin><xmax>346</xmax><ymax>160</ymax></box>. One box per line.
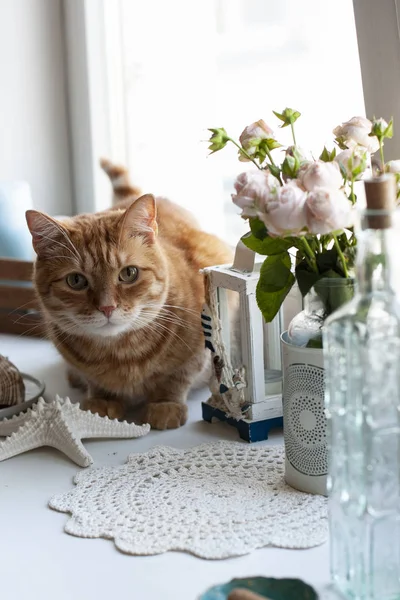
<box><xmin>202</xmin><ymin>402</ymin><xmax>283</xmax><ymax>443</ymax></box>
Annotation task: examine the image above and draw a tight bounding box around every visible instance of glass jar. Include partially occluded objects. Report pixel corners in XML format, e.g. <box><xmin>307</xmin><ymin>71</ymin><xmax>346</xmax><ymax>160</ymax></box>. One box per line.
<box><xmin>287</xmin><ymin>277</ymin><xmax>355</xmax><ymax>347</ymax></box>
<box><xmin>323</xmin><ymin>177</ymin><xmax>400</xmax><ymax>600</ymax></box>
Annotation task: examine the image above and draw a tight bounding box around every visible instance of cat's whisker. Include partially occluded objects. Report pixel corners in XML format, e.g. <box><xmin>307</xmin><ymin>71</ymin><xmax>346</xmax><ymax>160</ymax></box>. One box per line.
<box><xmin>12</xmin><ymin>313</ymin><xmax>39</xmax><ymax>326</ymax></box>
<box><xmin>157</xmin><ymin>317</ymin><xmax>196</xmax><ymax>329</ymax></box>
<box><xmin>140</xmin><ymin>319</ymin><xmax>192</xmax><ymax>351</ymax></box>
<box><xmin>162</xmin><ymin>304</ymin><xmax>200</xmax><ymax>316</ymax></box>
<box><xmin>144</xmin><ymin>302</ymin><xmax>200</xmax><ymax>317</ymax></box>
<box><xmin>144</xmin><ymin>304</ymin><xmax>198</xmax><ymax>326</ymax></box>
<box><xmin>50</xmin><ymin>323</ymin><xmax>82</xmax><ymax>350</ymax></box>
<box><xmin>7</xmin><ymin>300</ymin><xmax>40</xmax><ymax>317</ymax></box>
<box><xmin>17</xmin><ymin>322</ymin><xmax>45</xmax><ymax>338</ymax></box>
<box><xmin>141</xmin><ymin>310</ymin><xmax>197</xmax><ymax>331</ymax></box>
<box><xmin>136</xmin><ymin>321</ymin><xmax>173</xmax><ymax>346</ymax></box>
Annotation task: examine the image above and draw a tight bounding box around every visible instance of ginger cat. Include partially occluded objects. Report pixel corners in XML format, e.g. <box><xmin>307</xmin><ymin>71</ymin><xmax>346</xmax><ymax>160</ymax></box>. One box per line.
<box><xmin>26</xmin><ymin>160</ymin><xmax>232</xmax><ymax>429</ymax></box>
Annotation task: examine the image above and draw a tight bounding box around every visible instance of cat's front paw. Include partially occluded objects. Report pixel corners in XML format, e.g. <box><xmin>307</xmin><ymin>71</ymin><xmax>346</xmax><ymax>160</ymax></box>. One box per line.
<box><xmin>146</xmin><ymin>402</ymin><xmax>188</xmax><ymax>430</ymax></box>
<box><xmin>81</xmin><ymin>398</ymin><xmax>125</xmax><ymax>420</ymax></box>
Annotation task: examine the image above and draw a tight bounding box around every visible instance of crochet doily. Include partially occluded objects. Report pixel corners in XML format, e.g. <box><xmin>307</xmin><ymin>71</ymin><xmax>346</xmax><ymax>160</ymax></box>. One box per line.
<box><xmin>49</xmin><ymin>441</ymin><xmax>328</xmax><ymax>559</ymax></box>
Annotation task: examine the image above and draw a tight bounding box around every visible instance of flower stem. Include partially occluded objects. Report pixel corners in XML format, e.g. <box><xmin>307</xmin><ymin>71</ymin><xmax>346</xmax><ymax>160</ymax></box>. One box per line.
<box><xmin>300</xmin><ymin>237</ymin><xmax>318</xmax><ymax>273</ymax></box>
<box><xmin>290</xmin><ymin>122</ymin><xmax>297</xmax><ymax>146</ymax></box>
<box><xmin>264</xmin><ymin>147</ymin><xmax>284</xmax><ymax>185</ymax></box>
<box><xmin>350</xmin><ymin>178</ymin><xmax>356</xmax><ymax>205</ymax></box>
<box><xmin>333</xmin><ymin>234</ymin><xmax>349</xmax><ymax>278</ymax></box>
<box><xmin>228</xmin><ymin>138</ymin><xmax>262</xmax><ymax>170</ymax></box>
<box><xmin>379</xmin><ymin>140</ymin><xmax>385</xmax><ymax>173</ymax></box>
<box><xmin>265</xmin><ymin>147</ymin><xmax>276</xmax><ymax>166</ymax></box>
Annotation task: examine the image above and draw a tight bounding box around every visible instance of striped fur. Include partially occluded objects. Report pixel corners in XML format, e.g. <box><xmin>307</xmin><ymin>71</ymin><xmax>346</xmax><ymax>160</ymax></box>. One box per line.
<box><xmin>100</xmin><ymin>158</ymin><xmax>142</xmax><ymax>205</ymax></box>
<box><xmin>26</xmin><ymin>160</ymin><xmax>233</xmax><ymax>429</ymax></box>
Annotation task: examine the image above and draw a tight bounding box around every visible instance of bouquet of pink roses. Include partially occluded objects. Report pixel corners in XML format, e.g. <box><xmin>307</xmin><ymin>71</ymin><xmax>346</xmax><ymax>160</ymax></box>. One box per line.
<box><xmin>208</xmin><ymin>109</ymin><xmax>395</xmax><ymax>322</ymax></box>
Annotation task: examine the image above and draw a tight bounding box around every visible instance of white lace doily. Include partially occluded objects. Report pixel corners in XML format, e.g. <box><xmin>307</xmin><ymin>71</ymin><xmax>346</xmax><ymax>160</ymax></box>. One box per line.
<box><xmin>49</xmin><ymin>441</ymin><xmax>328</xmax><ymax>559</ymax></box>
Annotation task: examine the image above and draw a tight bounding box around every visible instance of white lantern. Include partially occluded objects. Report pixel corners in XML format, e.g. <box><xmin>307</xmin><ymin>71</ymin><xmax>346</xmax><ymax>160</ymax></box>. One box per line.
<box><xmin>201</xmin><ymin>241</ymin><xmax>286</xmax><ymax>442</ymax></box>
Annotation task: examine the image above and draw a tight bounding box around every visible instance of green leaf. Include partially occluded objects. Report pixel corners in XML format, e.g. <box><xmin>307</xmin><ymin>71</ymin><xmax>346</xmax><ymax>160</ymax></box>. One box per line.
<box><xmin>242</xmin><ymin>232</ymin><xmax>293</xmax><ymax>256</ymax></box>
<box><xmin>207</xmin><ymin>128</ymin><xmax>230</xmax><ymax>153</ymax></box>
<box><xmin>249</xmin><ymin>217</ymin><xmax>267</xmax><ymax>239</ymax></box>
<box><xmin>282</xmin><ymin>155</ymin><xmax>295</xmax><ymax>175</ymax></box>
<box><xmin>385</xmin><ymin>118</ymin><xmax>394</xmax><ymax>139</ymax></box>
<box><xmin>256</xmin><ymin>252</ymin><xmax>295</xmax><ymax>322</ymax></box>
<box><xmin>281</xmin><ymin>154</ymin><xmax>300</xmax><ymax>178</ymax></box>
<box><xmin>265</xmin><ymin>138</ymin><xmax>283</xmax><ymax>151</ymax></box>
<box><xmin>257</xmin><ymin>146</ymin><xmax>267</xmax><ymax>163</ymax></box>
<box><xmin>315</xmin><ymin>246</ymin><xmax>341</xmax><ymax>277</ymax></box>
<box><xmin>268</xmin><ymin>164</ymin><xmax>281</xmax><ymax>179</ymax></box>
<box><xmin>338</xmin><ymin>161</ymin><xmax>348</xmax><ymax>179</ymax></box>
<box><xmin>370</xmin><ymin>117</ymin><xmax>393</xmax><ymax>140</ymax></box>
<box><xmin>319</xmin><ymin>146</ymin><xmax>336</xmax><ymax>162</ymax></box>
<box><xmin>295</xmin><ymin>265</ymin><xmax>323</xmax><ymax>296</ymax></box>
<box><xmin>334</xmin><ymin>136</ymin><xmax>349</xmax><ymax>151</ymax></box>
<box><xmin>273</xmin><ymin>110</ymin><xmax>285</xmax><ymax>123</ymax></box>
<box><xmin>273</xmin><ymin>108</ymin><xmax>301</xmax><ymax>128</ymax></box>
<box><xmin>351</xmin><ymin>149</ymin><xmax>368</xmax><ymax>178</ymax></box>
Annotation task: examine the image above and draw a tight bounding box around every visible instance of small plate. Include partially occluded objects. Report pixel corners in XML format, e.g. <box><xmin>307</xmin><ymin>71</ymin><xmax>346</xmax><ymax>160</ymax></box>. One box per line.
<box><xmin>199</xmin><ymin>577</ymin><xmax>318</xmax><ymax>600</ymax></box>
<box><xmin>0</xmin><ymin>373</ymin><xmax>45</xmax><ymax>420</ymax></box>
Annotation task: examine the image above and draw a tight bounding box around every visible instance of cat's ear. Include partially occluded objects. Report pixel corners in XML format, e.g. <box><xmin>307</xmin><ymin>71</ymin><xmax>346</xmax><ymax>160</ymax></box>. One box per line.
<box><xmin>25</xmin><ymin>210</ymin><xmax>68</xmax><ymax>258</ymax></box>
<box><xmin>119</xmin><ymin>194</ymin><xmax>158</xmax><ymax>244</ymax></box>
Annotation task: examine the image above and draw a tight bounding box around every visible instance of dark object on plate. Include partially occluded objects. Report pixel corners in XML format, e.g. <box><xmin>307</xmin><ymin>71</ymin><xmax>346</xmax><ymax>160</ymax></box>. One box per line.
<box><xmin>0</xmin><ymin>373</ymin><xmax>45</xmax><ymax>420</ymax></box>
<box><xmin>0</xmin><ymin>354</ymin><xmax>25</xmax><ymax>407</ymax></box>
<box><xmin>200</xmin><ymin>577</ymin><xmax>318</xmax><ymax>600</ymax></box>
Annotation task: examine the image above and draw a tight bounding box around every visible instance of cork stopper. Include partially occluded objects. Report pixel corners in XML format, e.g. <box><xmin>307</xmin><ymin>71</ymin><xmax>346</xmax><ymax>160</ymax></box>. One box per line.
<box><xmin>363</xmin><ymin>174</ymin><xmax>396</xmax><ymax>229</ymax></box>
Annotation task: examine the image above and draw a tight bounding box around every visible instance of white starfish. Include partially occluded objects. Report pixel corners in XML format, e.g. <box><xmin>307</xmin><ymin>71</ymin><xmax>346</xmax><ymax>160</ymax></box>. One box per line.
<box><xmin>0</xmin><ymin>396</ymin><xmax>150</xmax><ymax>467</ymax></box>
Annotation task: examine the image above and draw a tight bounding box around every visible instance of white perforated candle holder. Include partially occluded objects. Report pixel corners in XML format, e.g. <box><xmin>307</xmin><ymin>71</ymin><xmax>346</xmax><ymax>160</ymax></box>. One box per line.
<box><xmin>281</xmin><ymin>332</ymin><xmax>327</xmax><ymax>496</ymax></box>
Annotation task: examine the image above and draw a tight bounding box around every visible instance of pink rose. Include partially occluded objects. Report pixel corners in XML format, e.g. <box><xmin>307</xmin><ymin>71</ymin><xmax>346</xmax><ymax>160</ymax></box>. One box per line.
<box><xmin>301</xmin><ymin>161</ymin><xmax>342</xmax><ymax>192</ymax></box>
<box><xmin>232</xmin><ymin>170</ymin><xmax>280</xmax><ymax>218</ymax></box>
<box><xmin>386</xmin><ymin>160</ymin><xmax>400</xmax><ymax>174</ymax></box>
<box><xmin>258</xmin><ymin>181</ymin><xmax>307</xmax><ymax>236</ymax></box>
<box><xmin>285</xmin><ymin>145</ymin><xmax>311</xmax><ymax>162</ymax></box>
<box><xmin>238</xmin><ymin>119</ymin><xmax>275</xmax><ymax>162</ymax></box>
<box><xmin>333</xmin><ymin>116</ymin><xmax>379</xmax><ymax>153</ymax></box>
<box><xmin>305</xmin><ymin>187</ymin><xmax>353</xmax><ymax>234</ymax></box>
<box><xmin>296</xmin><ymin>162</ymin><xmax>313</xmax><ymax>190</ymax></box>
<box><xmin>335</xmin><ymin>148</ymin><xmax>368</xmax><ymax>179</ymax></box>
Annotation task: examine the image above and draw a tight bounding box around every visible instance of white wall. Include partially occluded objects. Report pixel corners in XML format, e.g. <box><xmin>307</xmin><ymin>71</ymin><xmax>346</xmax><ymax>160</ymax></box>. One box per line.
<box><xmin>353</xmin><ymin>0</ymin><xmax>400</xmax><ymax>161</ymax></box>
<box><xmin>0</xmin><ymin>0</ymin><xmax>73</xmax><ymax>216</ymax></box>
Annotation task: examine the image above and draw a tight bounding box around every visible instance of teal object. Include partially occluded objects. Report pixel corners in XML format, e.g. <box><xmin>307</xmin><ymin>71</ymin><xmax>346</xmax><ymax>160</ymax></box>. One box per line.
<box><xmin>0</xmin><ymin>181</ymin><xmax>33</xmax><ymax>260</ymax></box>
<box><xmin>200</xmin><ymin>577</ymin><xmax>318</xmax><ymax>600</ymax></box>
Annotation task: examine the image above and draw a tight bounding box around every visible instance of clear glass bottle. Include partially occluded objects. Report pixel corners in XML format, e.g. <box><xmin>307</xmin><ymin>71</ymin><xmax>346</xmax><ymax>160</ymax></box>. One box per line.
<box><xmin>323</xmin><ymin>175</ymin><xmax>400</xmax><ymax>600</ymax></box>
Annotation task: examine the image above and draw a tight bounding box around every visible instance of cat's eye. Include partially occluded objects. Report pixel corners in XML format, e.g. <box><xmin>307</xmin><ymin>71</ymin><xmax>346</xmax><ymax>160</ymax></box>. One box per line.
<box><xmin>119</xmin><ymin>266</ymin><xmax>139</xmax><ymax>283</ymax></box>
<box><xmin>66</xmin><ymin>273</ymin><xmax>88</xmax><ymax>290</ymax></box>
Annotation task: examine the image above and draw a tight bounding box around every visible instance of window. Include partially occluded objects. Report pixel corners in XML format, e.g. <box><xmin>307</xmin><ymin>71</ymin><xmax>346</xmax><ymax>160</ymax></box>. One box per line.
<box><xmin>116</xmin><ymin>0</ymin><xmax>365</xmax><ymax>243</ymax></box>
<box><xmin>66</xmin><ymin>0</ymin><xmax>369</xmax><ymax>244</ymax></box>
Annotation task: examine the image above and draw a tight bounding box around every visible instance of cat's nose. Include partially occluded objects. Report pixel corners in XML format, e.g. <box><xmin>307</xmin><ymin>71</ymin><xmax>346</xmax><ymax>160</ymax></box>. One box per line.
<box><xmin>98</xmin><ymin>305</ymin><xmax>116</xmax><ymax>319</ymax></box>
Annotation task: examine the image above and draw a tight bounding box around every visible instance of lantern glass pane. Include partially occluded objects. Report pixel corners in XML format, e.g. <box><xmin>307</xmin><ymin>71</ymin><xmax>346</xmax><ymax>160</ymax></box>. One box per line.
<box><xmin>263</xmin><ymin>311</ymin><xmax>283</xmax><ymax>396</ymax></box>
<box><xmin>263</xmin><ymin>312</ymin><xmax>282</xmax><ymax>372</ymax></box>
<box><xmin>217</xmin><ymin>287</ymin><xmax>242</xmax><ymax>370</ymax></box>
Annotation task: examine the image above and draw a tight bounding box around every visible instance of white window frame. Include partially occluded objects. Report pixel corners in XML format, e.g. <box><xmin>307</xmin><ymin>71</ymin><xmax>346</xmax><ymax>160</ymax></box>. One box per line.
<box><xmin>63</xmin><ymin>0</ymin><xmax>400</xmax><ymax>212</ymax></box>
<box><xmin>63</xmin><ymin>0</ymin><xmax>127</xmax><ymax>214</ymax></box>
